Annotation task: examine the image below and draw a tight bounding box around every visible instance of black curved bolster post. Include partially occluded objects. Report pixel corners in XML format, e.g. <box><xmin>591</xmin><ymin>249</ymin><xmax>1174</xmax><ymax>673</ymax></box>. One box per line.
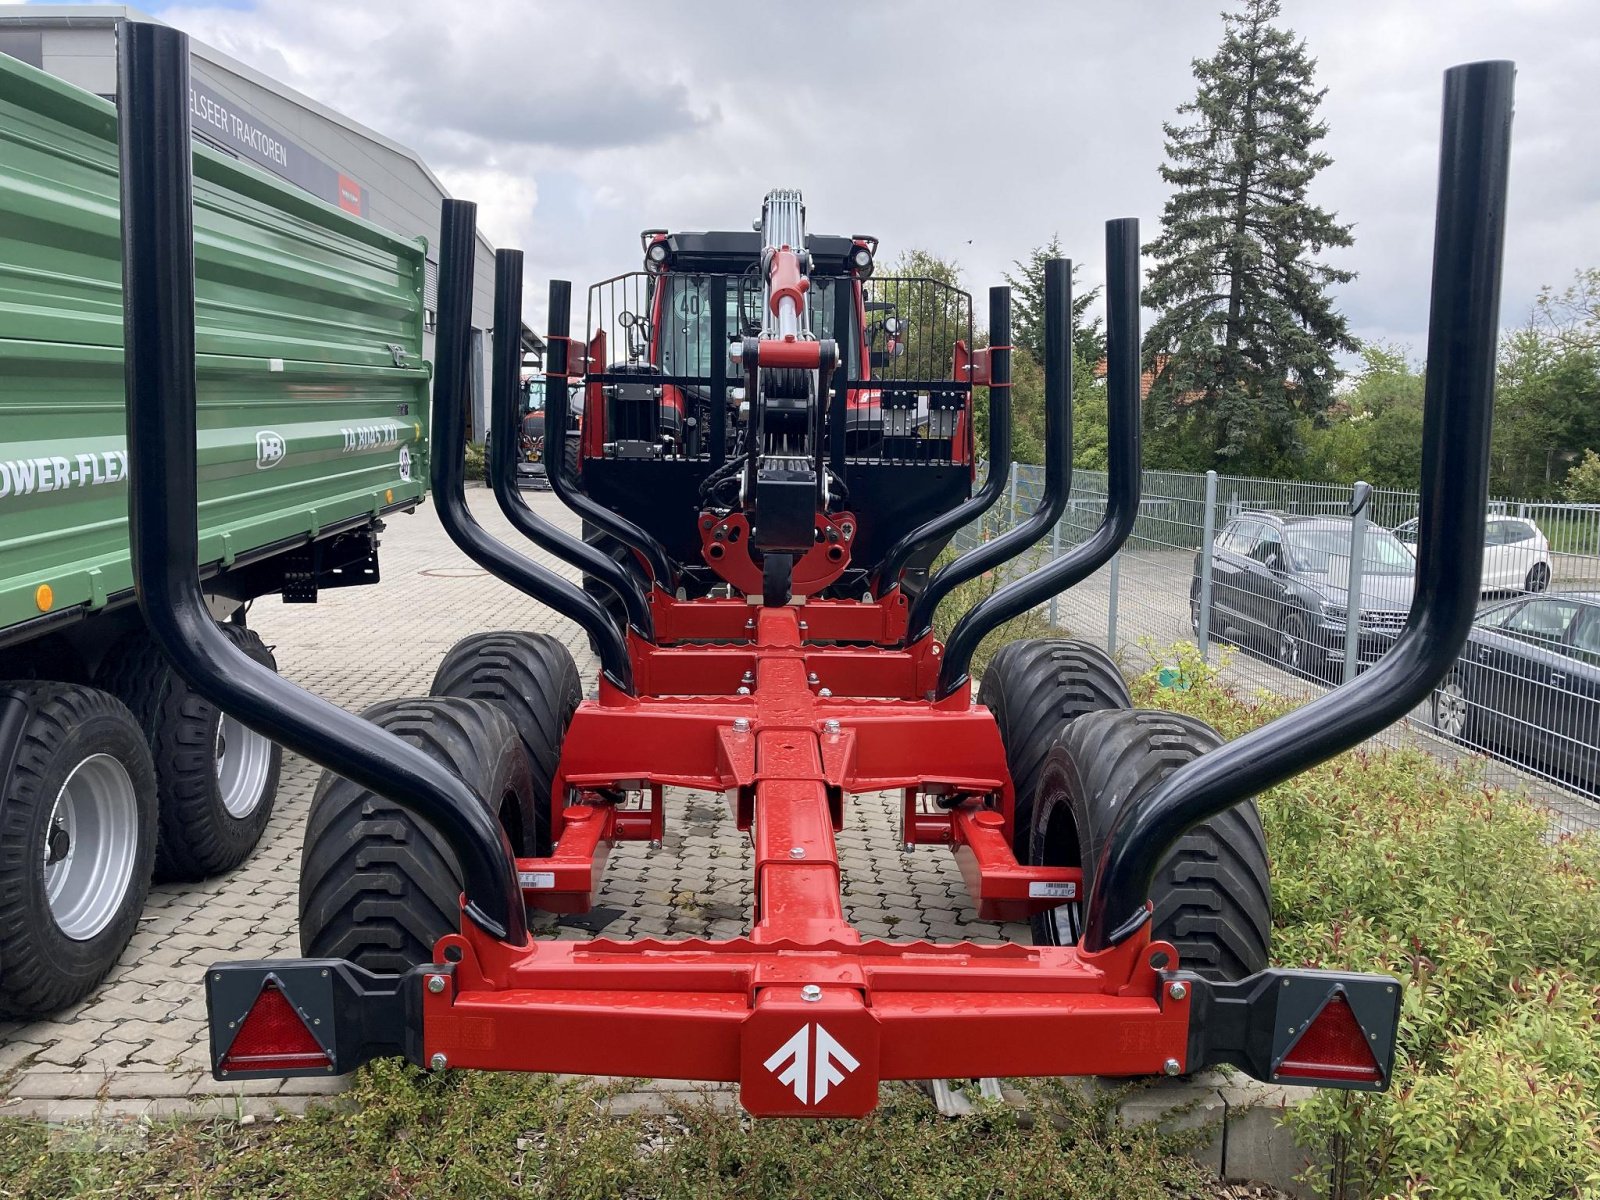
<box><xmin>1081</xmin><ymin>60</ymin><xmax>1515</xmax><ymax>955</ymax></box>
<box><xmin>114</xmin><ymin>22</ymin><xmax>527</xmax><ymax>946</ymax></box>
<box><xmin>905</xmin><ymin>262</ymin><xmax>1073</xmax><ymax>644</ymax></box>
<box><xmin>430</xmin><ymin>206</ymin><xmax>635</xmax><ymax>692</ymax></box>
<box><xmin>873</xmin><ymin>286</ymin><xmax>1013</xmax><ymax>599</ymax></box>
<box><xmin>487</xmin><ymin>251</ymin><xmax>655</xmax><ymax>640</ymax></box>
<box><xmin>938</xmin><ymin>222</ymin><xmax>1143</xmax><ymax>697</ymax></box>
<box><xmin>543</xmin><ymin>280</ymin><xmax>677</xmax><ymax>592</ymax></box>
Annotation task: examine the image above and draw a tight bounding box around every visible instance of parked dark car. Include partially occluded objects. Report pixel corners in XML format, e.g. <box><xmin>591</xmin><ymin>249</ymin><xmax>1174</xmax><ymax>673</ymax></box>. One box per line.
<box><xmin>1190</xmin><ymin>512</ymin><xmax>1416</xmax><ymax>676</ymax></box>
<box><xmin>1433</xmin><ymin>591</ymin><xmax>1600</xmax><ymax>793</ymax></box>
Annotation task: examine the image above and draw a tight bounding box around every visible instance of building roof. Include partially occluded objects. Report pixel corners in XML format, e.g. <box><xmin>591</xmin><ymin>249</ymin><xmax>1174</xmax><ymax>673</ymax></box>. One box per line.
<box><xmin>0</xmin><ymin>4</ymin><xmax>517</xmax><ymax>299</ymax></box>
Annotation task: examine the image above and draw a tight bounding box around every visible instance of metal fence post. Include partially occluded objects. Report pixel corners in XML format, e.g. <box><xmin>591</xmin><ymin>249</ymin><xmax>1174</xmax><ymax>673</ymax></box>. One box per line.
<box><xmin>1197</xmin><ymin>469</ymin><xmax>1218</xmax><ymax>658</ymax></box>
<box><xmin>1107</xmin><ymin>551</ymin><xmax>1121</xmax><ymax>655</ymax></box>
<box><xmin>1009</xmin><ymin>469</ymin><xmax>1019</xmax><ymax>528</ymax></box>
<box><xmin>1344</xmin><ymin>481</ymin><xmax>1370</xmax><ymax>681</ymax></box>
<box><xmin>1048</xmin><ymin>518</ymin><xmax>1061</xmax><ymax>627</ymax></box>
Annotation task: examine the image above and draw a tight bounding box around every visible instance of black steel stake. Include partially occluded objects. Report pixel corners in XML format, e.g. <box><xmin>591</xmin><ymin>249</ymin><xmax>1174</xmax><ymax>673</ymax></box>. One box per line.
<box><xmin>874</xmin><ymin>286</ymin><xmax>1013</xmax><ymax>598</ymax></box>
<box><xmin>937</xmin><ymin>221</ymin><xmax>1143</xmax><ymax>696</ymax></box>
<box><xmin>1081</xmin><ymin>61</ymin><xmax>1515</xmax><ymax>953</ymax></box>
<box><xmin>906</xmin><ymin>263</ymin><xmax>1073</xmax><ymax>643</ymax></box>
<box><xmin>429</xmin><ymin>204</ymin><xmax>634</xmax><ymax>692</ymax></box>
<box><xmin>544</xmin><ymin>280</ymin><xmax>676</xmax><ymax>591</ymax></box>
<box><xmin>115</xmin><ymin>21</ymin><xmax>527</xmax><ymax>946</ymax></box>
<box><xmin>487</xmin><ymin>250</ymin><xmax>654</xmax><ymax>640</ymax></box>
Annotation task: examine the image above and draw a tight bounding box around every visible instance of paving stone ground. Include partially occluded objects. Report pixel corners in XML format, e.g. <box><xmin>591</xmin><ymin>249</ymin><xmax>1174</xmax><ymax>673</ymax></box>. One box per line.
<box><xmin>0</xmin><ymin>489</ymin><xmax>1025</xmax><ymax>1119</ymax></box>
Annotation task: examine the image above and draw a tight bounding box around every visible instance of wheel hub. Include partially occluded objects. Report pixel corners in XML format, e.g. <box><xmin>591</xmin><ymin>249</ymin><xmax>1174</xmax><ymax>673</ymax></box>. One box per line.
<box><xmin>215</xmin><ymin>712</ymin><xmax>273</xmax><ymax>818</ymax></box>
<box><xmin>42</xmin><ymin>752</ymin><xmax>139</xmax><ymax>941</ymax></box>
<box><xmin>45</xmin><ymin>821</ymin><xmax>71</xmax><ymax>865</ymax></box>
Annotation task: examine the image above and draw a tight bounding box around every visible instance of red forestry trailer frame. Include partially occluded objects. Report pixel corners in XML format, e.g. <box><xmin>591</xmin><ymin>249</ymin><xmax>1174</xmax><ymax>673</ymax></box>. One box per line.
<box><xmin>114</xmin><ymin>23</ymin><xmax>1513</xmax><ymax>1116</ymax></box>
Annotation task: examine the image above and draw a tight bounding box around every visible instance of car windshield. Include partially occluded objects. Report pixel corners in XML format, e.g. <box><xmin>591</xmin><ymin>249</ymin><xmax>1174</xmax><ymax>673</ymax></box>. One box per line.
<box><xmin>657</xmin><ymin>274</ymin><xmax>858</xmax><ymax>379</ymax></box>
<box><xmin>1285</xmin><ymin>524</ymin><xmax>1414</xmax><ymax>575</ymax></box>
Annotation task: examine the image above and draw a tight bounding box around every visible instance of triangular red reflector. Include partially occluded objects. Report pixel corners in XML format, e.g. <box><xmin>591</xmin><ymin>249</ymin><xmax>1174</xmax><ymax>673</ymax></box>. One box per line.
<box><xmin>219</xmin><ymin>981</ymin><xmax>331</xmax><ymax>1074</ymax></box>
<box><xmin>1279</xmin><ymin>992</ymin><xmax>1381</xmax><ymax>1083</ymax></box>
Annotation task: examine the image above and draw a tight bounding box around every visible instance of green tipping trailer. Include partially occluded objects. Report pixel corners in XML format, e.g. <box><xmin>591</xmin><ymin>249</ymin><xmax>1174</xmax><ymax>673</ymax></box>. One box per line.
<box><xmin>0</xmin><ymin>51</ymin><xmax>430</xmax><ymax>1016</ymax></box>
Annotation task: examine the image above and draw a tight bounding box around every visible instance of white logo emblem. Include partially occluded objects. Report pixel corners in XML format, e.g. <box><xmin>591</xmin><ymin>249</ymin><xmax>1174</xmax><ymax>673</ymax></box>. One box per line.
<box><xmin>255</xmin><ymin>431</ymin><xmax>285</xmax><ymax>470</ymax></box>
<box><xmin>763</xmin><ymin>1023</ymin><xmax>859</xmax><ymax>1105</ymax></box>
<box><xmin>397</xmin><ymin>445</ymin><xmax>412</xmax><ymax>482</ymax></box>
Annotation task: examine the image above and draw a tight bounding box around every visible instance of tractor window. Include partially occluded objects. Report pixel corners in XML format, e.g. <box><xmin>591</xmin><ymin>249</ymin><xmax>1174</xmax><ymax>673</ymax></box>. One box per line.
<box><xmin>656</xmin><ymin>274</ymin><xmax>859</xmax><ymax>379</ymax></box>
<box><xmin>656</xmin><ymin>276</ymin><xmax>743</xmax><ymax>381</ymax></box>
<box><xmin>808</xmin><ymin>279</ymin><xmax>860</xmax><ymax>376</ymax></box>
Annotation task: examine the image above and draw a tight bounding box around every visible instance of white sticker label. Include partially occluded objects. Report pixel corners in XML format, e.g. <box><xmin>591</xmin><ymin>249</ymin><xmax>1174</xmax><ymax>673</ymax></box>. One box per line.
<box><xmin>0</xmin><ymin>451</ymin><xmax>128</xmax><ymax>501</ymax></box>
<box><xmin>517</xmin><ymin>871</ymin><xmax>556</xmax><ymax>890</ymax></box>
<box><xmin>268</xmin><ymin>358</ymin><xmax>285</xmax><ymax>372</ymax></box>
<box><xmin>397</xmin><ymin>445</ymin><xmax>412</xmax><ymax>482</ymax></box>
<box><xmin>255</xmin><ymin>431</ymin><xmax>286</xmax><ymax>470</ymax></box>
<box><xmin>1028</xmin><ymin>881</ymin><xmax>1078</xmax><ymax>899</ymax></box>
<box><xmin>340</xmin><ymin>421</ymin><xmax>402</xmax><ymax>454</ymax></box>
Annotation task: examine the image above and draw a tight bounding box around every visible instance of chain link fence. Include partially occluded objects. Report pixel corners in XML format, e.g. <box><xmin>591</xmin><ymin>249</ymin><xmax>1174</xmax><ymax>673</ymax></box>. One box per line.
<box><xmin>952</xmin><ymin>464</ymin><xmax>1600</xmax><ymax>836</ymax></box>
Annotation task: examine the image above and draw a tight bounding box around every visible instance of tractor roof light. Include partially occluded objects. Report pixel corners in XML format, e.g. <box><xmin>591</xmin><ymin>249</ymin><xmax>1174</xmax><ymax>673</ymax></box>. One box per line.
<box><xmin>644</xmin><ymin>238</ymin><xmax>670</xmax><ymax>275</ymax></box>
<box><xmin>850</xmin><ymin>242</ymin><xmax>874</xmax><ymax>278</ymax></box>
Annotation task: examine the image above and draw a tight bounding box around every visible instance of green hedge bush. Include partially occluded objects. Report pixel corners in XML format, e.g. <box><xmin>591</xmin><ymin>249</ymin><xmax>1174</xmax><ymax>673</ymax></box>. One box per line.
<box><xmin>1132</xmin><ymin>643</ymin><xmax>1600</xmax><ymax>1200</ymax></box>
<box><xmin>463</xmin><ymin>439</ymin><xmax>486</xmax><ymax>482</ymax></box>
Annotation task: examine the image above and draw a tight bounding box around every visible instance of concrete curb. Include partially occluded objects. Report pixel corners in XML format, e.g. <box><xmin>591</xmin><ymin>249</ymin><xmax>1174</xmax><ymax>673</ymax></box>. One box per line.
<box><xmin>1103</xmin><ymin>1073</ymin><xmax>1321</xmax><ymax>1197</ymax></box>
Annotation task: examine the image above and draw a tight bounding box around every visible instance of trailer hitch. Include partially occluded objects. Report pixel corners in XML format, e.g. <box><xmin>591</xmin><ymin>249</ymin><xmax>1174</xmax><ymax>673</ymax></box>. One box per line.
<box><xmin>115</xmin><ymin>21</ymin><xmax>528</xmax><ymax>945</ymax></box>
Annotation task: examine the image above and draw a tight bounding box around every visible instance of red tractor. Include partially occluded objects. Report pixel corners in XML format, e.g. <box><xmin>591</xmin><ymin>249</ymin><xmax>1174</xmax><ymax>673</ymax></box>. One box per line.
<box><xmin>115</xmin><ymin>24</ymin><xmax>1513</xmax><ymax>1116</ymax></box>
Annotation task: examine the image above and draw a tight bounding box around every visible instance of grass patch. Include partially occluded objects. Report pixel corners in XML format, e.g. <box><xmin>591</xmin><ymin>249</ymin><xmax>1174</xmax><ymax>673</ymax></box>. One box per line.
<box><xmin>0</xmin><ymin>1068</ymin><xmax>1211</xmax><ymax>1200</ymax></box>
<box><xmin>1133</xmin><ymin>642</ymin><xmax>1600</xmax><ymax>1200</ymax></box>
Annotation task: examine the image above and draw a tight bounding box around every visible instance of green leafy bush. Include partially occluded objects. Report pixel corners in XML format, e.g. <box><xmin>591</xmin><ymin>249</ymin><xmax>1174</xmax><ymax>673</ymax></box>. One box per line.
<box><xmin>1132</xmin><ymin>643</ymin><xmax>1600</xmax><ymax>1200</ymax></box>
<box><xmin>463</xmin><ymin>439</ymin><xmax>487</xmax><ymax>482</ymax></box>
<box><xmin>1563</xmin><ymin>447</ymin><xmax>1600</xmax><ymax>503</ymax></box>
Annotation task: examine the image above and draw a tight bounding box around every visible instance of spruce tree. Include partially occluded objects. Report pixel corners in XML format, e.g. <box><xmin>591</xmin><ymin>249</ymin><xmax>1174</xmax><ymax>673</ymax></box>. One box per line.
<box><xmin>1004</xmin><ymin>238</ymin><xmax>1105</xmax><ymax>369</ymax></box>
<box><xmin>1142</xmin><ymin>0</ymin><xmax>1356</xmax><ymax>473</ymax></box>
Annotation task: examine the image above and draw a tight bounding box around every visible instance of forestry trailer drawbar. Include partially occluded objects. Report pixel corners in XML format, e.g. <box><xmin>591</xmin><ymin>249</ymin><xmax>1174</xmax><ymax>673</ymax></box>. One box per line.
<box><xmin>119</xmin><ymin>23</ymin><xmax>1511</xmax><ymax>1115</ymax></box>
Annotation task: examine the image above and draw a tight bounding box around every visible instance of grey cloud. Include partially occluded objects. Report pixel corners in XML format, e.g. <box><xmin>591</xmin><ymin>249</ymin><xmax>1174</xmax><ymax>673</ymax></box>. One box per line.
<box><xmin>157</xmin><ymin>0</ymin><xmax>1599</xmax><ymax>353</ymax></box>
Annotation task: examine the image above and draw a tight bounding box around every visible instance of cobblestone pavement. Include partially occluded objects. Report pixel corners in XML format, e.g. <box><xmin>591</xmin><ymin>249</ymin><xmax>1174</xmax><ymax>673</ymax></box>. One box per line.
<box><xmin>0</xmin><ymin>490</ymin><xmax>1025</xmax><ymax>1119</ymax></box>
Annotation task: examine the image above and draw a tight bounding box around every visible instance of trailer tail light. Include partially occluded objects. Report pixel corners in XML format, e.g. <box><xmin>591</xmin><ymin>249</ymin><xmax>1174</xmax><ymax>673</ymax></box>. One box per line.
<box><xmin>218</xmin><ymin>982</ymin><xmax>331</xmax><ymax>1075</ymax></box>
<box><xmin>1277</xmin><ymin>992</ymin><xmax>1382</xmax><ymax>1084</ymax></box>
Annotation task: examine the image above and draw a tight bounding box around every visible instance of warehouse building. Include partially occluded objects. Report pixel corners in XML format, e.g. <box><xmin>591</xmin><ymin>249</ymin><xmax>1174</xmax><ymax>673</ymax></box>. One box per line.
<box><xmin>0</xmin><ymin>4</ymin><xmax>536</xmax><ymax>441</ymax></box>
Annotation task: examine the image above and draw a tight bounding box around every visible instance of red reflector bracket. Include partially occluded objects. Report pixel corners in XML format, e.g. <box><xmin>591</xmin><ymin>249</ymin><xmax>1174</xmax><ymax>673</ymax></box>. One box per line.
<box><xmin>219</xmin><ymin>981</ymin><xmax>332</xmax><ymax>1074</ymax></box>
<box><xmin>1277</xmin><ymin>992</ymin><xmax>1382</xmax><ymax>1084</ymax></box>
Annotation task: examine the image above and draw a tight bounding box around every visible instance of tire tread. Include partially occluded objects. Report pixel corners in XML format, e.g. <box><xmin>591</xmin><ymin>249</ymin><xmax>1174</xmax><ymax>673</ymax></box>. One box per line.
<box><xmin>298</xmin><ymin>697</ymin><xmax>529</xmax><ymax>974</ymax></box>
<box><xmin>1033</xmin><ymin>708</ymin><xmax>1272</xmax><ymax>981</ymax></box>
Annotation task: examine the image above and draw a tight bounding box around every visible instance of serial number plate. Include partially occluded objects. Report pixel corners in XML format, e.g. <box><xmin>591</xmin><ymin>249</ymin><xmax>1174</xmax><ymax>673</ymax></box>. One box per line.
<box><xmin>517</xmin><ymin>871</ymin><xmax>556</xmax><ymax>890</ymax></box>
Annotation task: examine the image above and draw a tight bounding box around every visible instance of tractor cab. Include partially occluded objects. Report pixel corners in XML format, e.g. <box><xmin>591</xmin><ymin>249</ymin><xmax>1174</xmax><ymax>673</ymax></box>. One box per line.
<box><xmin>568</xmin><ymin>191</ymin><xmax>981</xmax><ymax>605</ymax></box>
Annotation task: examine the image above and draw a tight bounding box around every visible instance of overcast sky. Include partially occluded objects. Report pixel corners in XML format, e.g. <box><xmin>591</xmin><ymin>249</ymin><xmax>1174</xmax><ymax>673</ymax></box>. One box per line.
<box><xmin>120</xmin><ymin>1</ymin><xmax>1600</xmax><ymax>358</ymax></box>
